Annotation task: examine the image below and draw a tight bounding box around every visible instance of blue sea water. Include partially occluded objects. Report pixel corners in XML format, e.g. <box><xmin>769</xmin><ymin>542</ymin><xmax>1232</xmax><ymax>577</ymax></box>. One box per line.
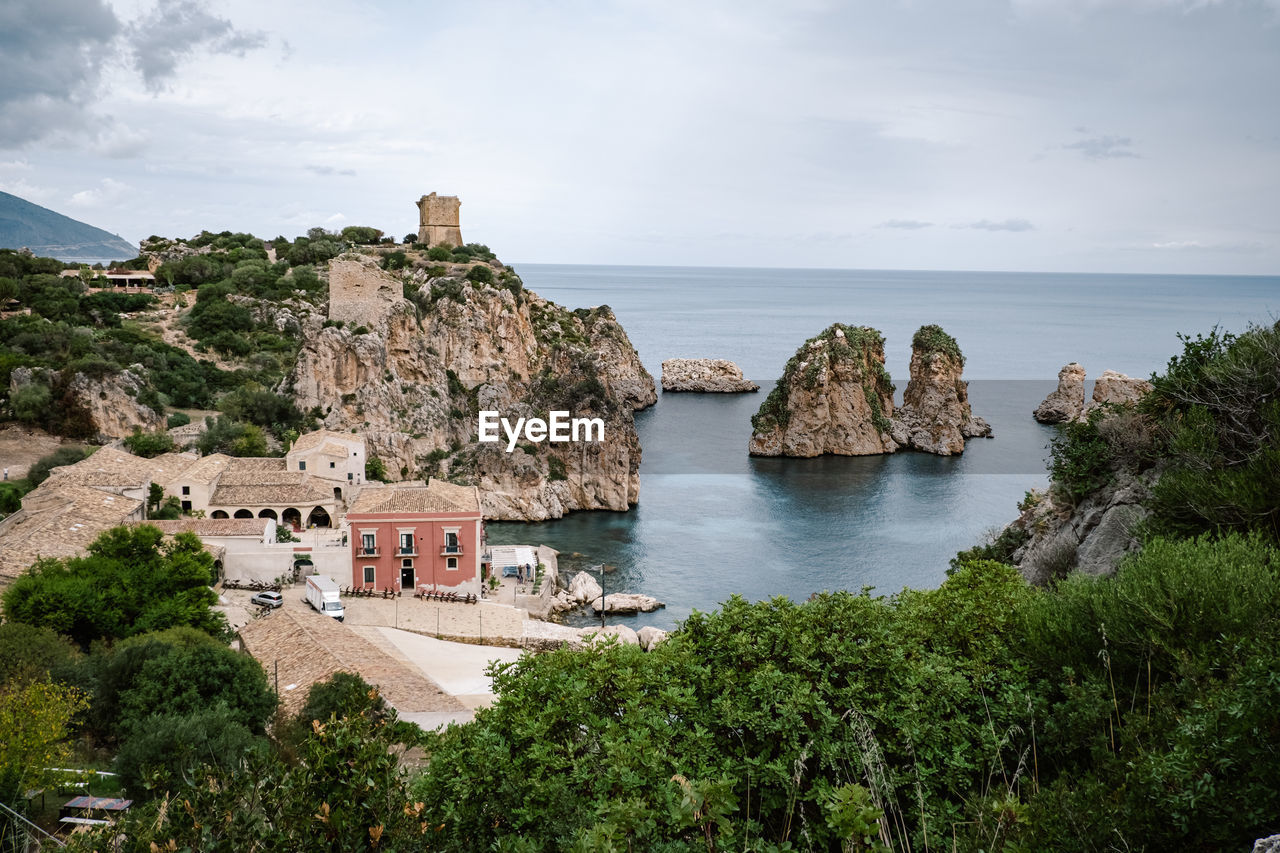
<box><xmin>487</xmin><ymin>265</ymin><xmax>1279</xmax><ymax>629</ymax></box>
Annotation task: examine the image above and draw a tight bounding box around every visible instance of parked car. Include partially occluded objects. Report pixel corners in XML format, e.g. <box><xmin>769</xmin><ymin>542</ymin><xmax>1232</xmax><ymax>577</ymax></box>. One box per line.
<box><xmin>250</xmin><ymin>591</ymin><xmax>284</xmax><ymax>609</ymax></box>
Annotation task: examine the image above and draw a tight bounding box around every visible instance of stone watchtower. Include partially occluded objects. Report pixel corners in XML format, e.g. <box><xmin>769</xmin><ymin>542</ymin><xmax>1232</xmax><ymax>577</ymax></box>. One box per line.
<box><xmin>416</xmin><ymin>193</ymin><xmax>463</xmax><ymax>248</ymax></box>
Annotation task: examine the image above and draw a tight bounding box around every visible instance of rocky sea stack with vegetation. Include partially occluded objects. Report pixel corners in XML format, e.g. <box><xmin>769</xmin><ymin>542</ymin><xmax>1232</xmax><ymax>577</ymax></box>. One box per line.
<box><xmin>749</xmin><ymin>323</ymin><xmax>897</xmax><ymax>456</ymax></box>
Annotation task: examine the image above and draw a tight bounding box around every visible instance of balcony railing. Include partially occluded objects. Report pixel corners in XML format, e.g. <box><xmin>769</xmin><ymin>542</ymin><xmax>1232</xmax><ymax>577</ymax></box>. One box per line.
<box><xmin>358</xmin><ymin>547</ymin><xmax>379</xmax><ymax>557</ymax></box>
<box><xmin>441</xmin><ymin>545</ymin><xmax>462</xmax><ymax>556</ymax></box>
<box><xmin>398</xmin><ymin>548</ymin><xmax>417</xmax><ymax>556</ymax></box>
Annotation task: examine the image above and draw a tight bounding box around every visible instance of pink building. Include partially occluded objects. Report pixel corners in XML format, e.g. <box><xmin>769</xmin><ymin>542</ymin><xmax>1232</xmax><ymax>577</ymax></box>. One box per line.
<box><xmin>345</xmin><ymin>481</ymin><xmax>483</xmax><ymax>594</ymax></box>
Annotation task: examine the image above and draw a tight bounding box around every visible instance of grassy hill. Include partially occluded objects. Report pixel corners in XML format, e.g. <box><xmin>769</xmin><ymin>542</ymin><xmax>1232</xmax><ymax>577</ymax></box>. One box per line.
<box><xmin>0</xmin><ymin>190</ymin><xmax>136</xmax><ymax>261</ymax></box>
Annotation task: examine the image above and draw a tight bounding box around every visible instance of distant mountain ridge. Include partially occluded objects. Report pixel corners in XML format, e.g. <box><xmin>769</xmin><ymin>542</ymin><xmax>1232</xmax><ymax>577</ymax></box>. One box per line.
<box><xmin>0</xmin><ymin>190</ymin><xmax>137</xmax><ymax>261</ymax></box>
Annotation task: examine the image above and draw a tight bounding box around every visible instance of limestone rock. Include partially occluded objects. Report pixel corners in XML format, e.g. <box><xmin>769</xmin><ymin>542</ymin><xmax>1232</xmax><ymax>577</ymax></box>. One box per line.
<box><xmin>284</xmin><ymin>254</ymin><xmax>656</xmax><ymax>520</ymax></box>
<box><xmin>661</xmin><ymin>359</ymin><xmax>759</xmax><ymax>393</ymax></box>
<box><xmin>748</xmin><ymin>324</ymin><xmax>897</xmax><ymax>457</ymax></box>
<box><xmin>568</xmin><ymin>571</ymin><xmax>603</xmax><ymax>604</ymax></box>
<box><xmin>10</xmin><ymin>365</ymin><xmax>164</xmax><ymax>441</ymax></box>
<box><xmin>1253</xmin><ymin>834</ymin><xmax>1280</xmax><ymax>853</ymax></box>
<box><xmin>637</xmin><ymin>625</ymin><xmax>668</xmax><ymax>651</ymax></box>
<box><xmin>890</xmin><ymin>325</ymin><xmax>991</xmax><ymax>456</ymax></box>
<box><xmin>590</xmin><ymin>592</ymin><xmax>664</xmax><ymax>613</ymax></box>
<box><xmin>1004</xmin><ymin>463</ymin><xmax>1157</xmax><ymax>585</ymax></box>
<box><xmin>1082</xmin><ymin>370</ymin><xmax>1152</xmax><ymax>418</ymax></box>
<box><xmin>1034</xmin><ymin>363</ymin><xmax>1087</xmax><ymax>424</ymax></box>
<box><xmin>585</xmin><ymin>624</ymin><xmax>640</xmax><ymax>646</ymax></box>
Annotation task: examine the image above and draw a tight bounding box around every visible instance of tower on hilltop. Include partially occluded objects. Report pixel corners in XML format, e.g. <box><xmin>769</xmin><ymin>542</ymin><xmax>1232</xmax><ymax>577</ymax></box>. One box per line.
<box><xmin>416</xmin><ymin>193</ymin><xmax>463</xmax><ymax>248</ymax></box>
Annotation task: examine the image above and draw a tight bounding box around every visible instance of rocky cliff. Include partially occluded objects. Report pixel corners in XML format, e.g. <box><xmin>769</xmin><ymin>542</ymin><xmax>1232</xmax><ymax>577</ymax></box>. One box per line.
<box><xmin>10</xmin><ymin>365</ymin><xmax>165</xmax><ymax>441</ymax></box>
<box><xmin>661</xmin><ymin>359</ymin><xmax>759</xmax><ymax>393</ymax></box>
<box><xmin>889</xmin><ymin>325</ymin><xmax>991</xmax><ymax>455</ymax></box>
<box><xmin>748</xmin><ymin>324</ymin><xmax>897</xmax><ymax>457</ymax></box>
<box><xmin>285</xmin><ymin>254</ymin><xmax>655</xmax><ymax>520</ymax></box>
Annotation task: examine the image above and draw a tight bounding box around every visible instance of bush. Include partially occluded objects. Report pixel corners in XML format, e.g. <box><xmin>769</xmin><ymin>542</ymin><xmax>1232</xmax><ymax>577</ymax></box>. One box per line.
<box><xmin>465</xmin><ymin>264</ymin><xmax>494</xmax><ymax>284</ymax></box>
<box><xmin>547</xmin><ymin>455</ymin><xmax>568</xmax><ymax>481</ymax></box>
<box><xmin>365</xmin><ymin>455</ymin><xmax>387</xmax><ymax>482</ymax></box>
<box><xmin>166</xmin><ymin>411</ymin><xmax>191</xmax><ymax>428</ymax></box>
<box><xmin>26</xmin><ymin>445</ymin><xmax>91</xmax><ymax>487</ymax></box>
<box><xmin>426</xmin><ymin>245</ymin><xmax>451</xmax><ymax>262</ymax></box>
<box><xmin>114</xmin><ymin>703</ymin><xmax>263</xmax><ymax>799</ymax></box>
<box><xmin>381</xmin><ymin>250</ymin><xmax>408</xmax><ymax>271</ymax></box>
<box><xmin>10</xmin><ymin>381</ymin><xmax>50</xmax><ymax>424</ymax></box>
<box><xmin>123</xmin><ymin>429</ymin><xmax>176</xmax><ymax>458</ymax></box>
<box><xmin>196</xmin><ymin>416</ymin><xmax>268</xmax><ymax>457</ymax></box>
<box><xmin>2</xmin><ymin>526</ymin><xmax>224</xmax><ymax>649</ymax></box>
<box><xmin>1047</xmin><ymin>408</ymin><xmax>1114</xmax><ymax>502</ymax></box>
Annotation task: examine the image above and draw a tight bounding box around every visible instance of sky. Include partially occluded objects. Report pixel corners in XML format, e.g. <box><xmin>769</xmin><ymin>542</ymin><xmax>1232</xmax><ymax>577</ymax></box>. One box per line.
<box><xmin>1</xmin><ymin>0</ymin><xmax>1278</xmax><ymax>274</ymax></box>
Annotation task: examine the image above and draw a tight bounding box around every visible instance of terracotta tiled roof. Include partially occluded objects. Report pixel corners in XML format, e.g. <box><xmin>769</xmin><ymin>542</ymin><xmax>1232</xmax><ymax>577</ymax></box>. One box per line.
<box><xmin>211</xmin><ymin>482</ymin><xmax>335</xmax><ymax>507</ymax></box>
<box><xmin>180</xmin><ymin>454</ymin><xmax>232</xmax><ymax>484</ymax></box>
<box><xmin>0</xmin><ymin>484</ymin><xmax>144</xmax><ymax>580</ymax></box>
<box><xmin>44</xmin><ymin>448</ymin><xmax>198</xmax><ymax>489</ymax></box>
<box><xmin>143</xmin><ymin>518</ymin><xmax>268</xmax><ymax>538</ymax></box>
<box><xmin>238</xmin><ymin>606</ymin><xmax>463</xmax><ymax>715</ymax></box>
<box><xmin>347</xmin><ymin>481</ymin><xmax>480</xmax><ymax>516</ymax></box>
<box><xmin>290</xmin><ymin>430</ymin><xmax>364</xmax><ymax>454</ymax></box>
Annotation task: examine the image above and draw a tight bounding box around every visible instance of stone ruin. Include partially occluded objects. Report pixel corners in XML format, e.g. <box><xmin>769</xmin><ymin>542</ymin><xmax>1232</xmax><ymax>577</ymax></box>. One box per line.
<box><xmin>416</xmin><ymin>192</ymin><xmax>463</xmax><ymax>248</ymax></box>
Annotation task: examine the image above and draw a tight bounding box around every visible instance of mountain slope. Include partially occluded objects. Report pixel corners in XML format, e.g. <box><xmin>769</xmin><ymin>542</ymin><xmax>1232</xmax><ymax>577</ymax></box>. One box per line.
<box><xmin>0</xmin><ymin>190</ymin><xmax>137</xmax><ymax>261</ymax></box>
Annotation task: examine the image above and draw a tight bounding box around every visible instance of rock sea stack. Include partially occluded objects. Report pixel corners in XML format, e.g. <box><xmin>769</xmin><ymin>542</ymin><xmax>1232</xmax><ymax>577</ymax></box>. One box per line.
<box><xmin>661</xmin><ymin>358</ymin><xmax>759</xmax><ymax>393</ymax></box>
<box><xmin>748</xmin><ymin>324</ymin><xmax>897</xmax><ymax>457</ymax></box>
<box><xmin>1033</xmin><ymin>363</ymin><xmax>1087</xmax><ymax>424</ymax></box>
<box><xmin>889</xmin><ymin>325</ymin><xmax>992</xmax><ymax>455</ymax></box>
<box><xmin>1034</xmin><ymin>364</ymin><xmax>1152</xmax><ymax>423</ymax></box>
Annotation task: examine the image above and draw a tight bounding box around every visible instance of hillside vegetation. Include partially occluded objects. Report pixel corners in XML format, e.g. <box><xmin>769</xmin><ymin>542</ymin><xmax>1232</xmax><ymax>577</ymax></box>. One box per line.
<box><xmin>2</xmin><ymin>320</ymin><xmax>1261</xmax><ymax>852</ymax></box>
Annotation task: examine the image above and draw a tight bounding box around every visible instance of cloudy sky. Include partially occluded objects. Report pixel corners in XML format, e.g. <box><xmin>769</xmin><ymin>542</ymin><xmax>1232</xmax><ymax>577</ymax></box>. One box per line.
<box><xmin>2</xmin><ymin>0</ymin><xmax>1277</xmax><ymax>273</ymax></box>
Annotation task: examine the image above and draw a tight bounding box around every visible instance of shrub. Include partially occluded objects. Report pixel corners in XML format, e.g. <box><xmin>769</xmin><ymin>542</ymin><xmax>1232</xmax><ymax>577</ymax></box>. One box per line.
<box><xmin>123</xmin><ymin>429</ymin><xmax>176</xmax><ymax>458</ymax></box>
<box><xmin>426</xmin><ymin>245</ymin><xmax>451</xmax><ymax>262</ymax></box>
<box><xmin>911</xmin><ymin>323</ymin><xmax>964</xmax><ymax>365</ymax></box>
<box><xmin>381</xmin><ymin>250</ymin><xmax>408</xmax><ymax>271</ymax></box>
<box><xmin>547</xmin><ymin>455</ymin><xmax>567</xmax><ymax>481</ymax></box>
<box><xmin>365</xmin><ymin>455</ymin><xmax>388</xmax><ymax>482</ymax></box>
<box><xmin>166</xmin><ymin>411</ymin><xmax>191</xmax><ymax>428</ymax></box>
<box><xmin>26</xmin><ymin>445</ymin><xmax>92</xmax><ymax>487</ymax></box>
<box><xmin>465</xmin><ymin>264</ymin><xmax>494</xmax><ymax>284</ymax></box>
<box><xmin>1047</xmin><ymin>408</ymin><xmax>1114</xmax><ymax>502</ymax></box>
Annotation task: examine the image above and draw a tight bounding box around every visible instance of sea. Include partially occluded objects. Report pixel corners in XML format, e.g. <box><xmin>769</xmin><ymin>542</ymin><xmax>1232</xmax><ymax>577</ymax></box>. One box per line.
<box><xmin>486</xmin><ymin>265</ymin><xmax>1279</xmax><ymax>630</ymax></box>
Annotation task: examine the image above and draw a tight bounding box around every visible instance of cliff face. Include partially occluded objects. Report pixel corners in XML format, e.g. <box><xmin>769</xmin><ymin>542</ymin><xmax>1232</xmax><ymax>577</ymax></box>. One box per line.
<box><xmin>10</xmin><ymin>365</ymin><xmax>165</xmax><ymax>441</ymax></box>
<box><xmin>286</xmin><ymin>255</ymin><xmax>655</xmax><ymax>520</ymax></box>
<box><xmin>890</xmin><ymin>325</ymin><xmax>991</xmax><ymax>455</ymax></box>
<box><xmin>748</xmin><ymin>324</ymin><xmax>897</xmax><ymax>457</ymax></box>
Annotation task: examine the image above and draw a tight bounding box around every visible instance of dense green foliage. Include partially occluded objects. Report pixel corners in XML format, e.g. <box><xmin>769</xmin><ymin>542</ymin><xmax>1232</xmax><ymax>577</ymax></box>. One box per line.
<box><xmin>911</xmin><ymin>323</ymin><xmax>964</xmax><ymax>366</ymax></box>
<box><xmin>1</xmin><ymin>525</ymin><xmax>225</xmax><ymax>649</ymax></box>
<box><xmin>196</xmin><ymin>414</ymin><xmax>269</xmax><ymax>457</ymax></box>
<box><xmin>123</xmin><ymin>428</ymin><xmax>176</xmax><ymax>458</ymax></box>
<box><xmin>65</xmin><ymin>679</ymin><xmax>419</xmax><ymax>852</ymax></box>
<box><xmin>1142</xmin><ymin>322</ymin><xmax>1280</xmax><ymax>541</ymax></box>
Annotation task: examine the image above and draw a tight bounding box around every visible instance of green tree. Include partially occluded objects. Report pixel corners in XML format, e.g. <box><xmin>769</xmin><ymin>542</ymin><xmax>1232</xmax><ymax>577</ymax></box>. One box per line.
<box><xmin>113</xmin><ymin>703</ymin><xmax>263</xmax><ymax>799</ymax></box>
<box><xmin>25</xmin><ymin>445</ymin><xmax>91</xmax><ymax>487</ymax></box>
<box><xmin>0</xmin><ymin>680</ymin><xmax>89</xmax><ymax>807</ymax></box>
<box><xmin>0</xmin><ymin>622</ymin><xmax>78</xmax><ymax>684</ymax></box>
<box><xmin>124</xmin><ymin>428</ymin><xmax>176</xmax><ymax>458</ymax></box>
<box><xmin>197</xmin><ymin>415</ymin><xmax>269</xmax><ymax>457</ymax></box>
<box><xmin>2</xmin><ymin>525</ymin><xmax>224</xmax><ymax>649</ymax></box>
<box><xmin>9</xmin><ymin>381</ymin><xmax>50</xmax><ymax>423</ymax></box>
<box><xmin>365</xmin><ymin>455</ymin><xmax>387</xmax><ymax>482</ymax></box>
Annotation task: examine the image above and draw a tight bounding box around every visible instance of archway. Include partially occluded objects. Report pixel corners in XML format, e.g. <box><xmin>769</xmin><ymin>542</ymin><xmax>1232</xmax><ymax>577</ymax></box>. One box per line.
<box><xmin>282</xmin><ymin>507</ymin><xmax>302</xmax><ymax>529</ymax></box>
<box><xmin>233</xmin><ymin>509</ymin><xmax>253</xmax><ymax>519</ymax></box>
<box><xmin>211</xmin><ymin>510</ymin><xmax>229</xmax><ymax>519</ymax></box>
<box><xmin>258</xmin><ymin>508</ymin><xmax>278</xmax><ymax>520</ymax></box>
<box><xmin>307</xmin><ymin>506</ymin><xmax>331</xmax><ymax>528</ymax></box>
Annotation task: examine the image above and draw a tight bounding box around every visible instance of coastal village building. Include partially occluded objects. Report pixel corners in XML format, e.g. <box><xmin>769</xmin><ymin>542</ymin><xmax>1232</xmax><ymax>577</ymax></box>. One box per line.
<box><xmin>0</xmin><ymin>447</ymin><xmax>196</xmax><ymax>580</ymax></box>
<box><xmin>346</xmin><ymin>480</ymin><xmax>483</xmax><ymax>595</ymax></box>
<box><xmin>166</xmin><ymin>450</ymin><xmax>347</xmax><ymax>528</ymax></box>
<box><xmin>284</xmin><ymin>429</ymin><xmax>366</xmax><ymax>501</ymax></box>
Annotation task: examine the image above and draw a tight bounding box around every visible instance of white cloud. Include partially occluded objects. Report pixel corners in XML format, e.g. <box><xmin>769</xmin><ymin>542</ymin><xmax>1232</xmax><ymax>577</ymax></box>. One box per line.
<box><xmin>67</xmin><ymin>178</ymin><xmax>132</xmax><ymax>208</ymax></box>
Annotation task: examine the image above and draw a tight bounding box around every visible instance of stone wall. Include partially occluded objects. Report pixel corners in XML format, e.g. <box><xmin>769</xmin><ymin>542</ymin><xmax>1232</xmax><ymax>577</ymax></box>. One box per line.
<box><xmin>416</xmin><ymin>193</ymin><xmax>463</xmax><ymax>247</ymax></box>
